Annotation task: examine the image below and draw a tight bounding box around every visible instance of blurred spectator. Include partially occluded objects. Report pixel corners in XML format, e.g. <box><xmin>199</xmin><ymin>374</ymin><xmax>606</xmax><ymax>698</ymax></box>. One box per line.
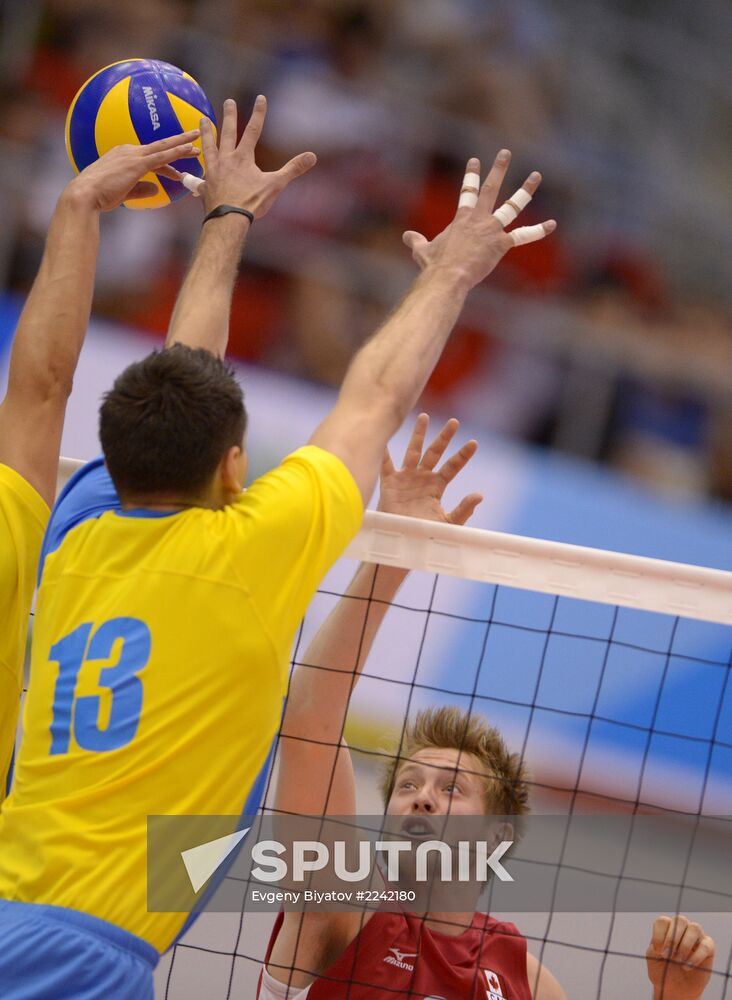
<box><xmin>0</xmin><ymin>0</ymin><xmax>730</xmax><ymax>506</ymax></box>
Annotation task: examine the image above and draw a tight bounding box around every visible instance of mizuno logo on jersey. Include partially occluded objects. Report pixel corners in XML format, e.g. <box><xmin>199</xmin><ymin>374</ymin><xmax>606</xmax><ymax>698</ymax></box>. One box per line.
<box><xmin>384</xmin><ymin>946</ymin><xmax>417</xmax><ymax>971</ymax></box>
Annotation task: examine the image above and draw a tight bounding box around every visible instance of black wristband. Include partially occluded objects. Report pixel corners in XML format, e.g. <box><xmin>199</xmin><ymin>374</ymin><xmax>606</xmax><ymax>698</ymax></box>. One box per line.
<box><xmin>203</xmin><ymin>204</ymin><xmax>254</xmax><ymax>226</ymax></box>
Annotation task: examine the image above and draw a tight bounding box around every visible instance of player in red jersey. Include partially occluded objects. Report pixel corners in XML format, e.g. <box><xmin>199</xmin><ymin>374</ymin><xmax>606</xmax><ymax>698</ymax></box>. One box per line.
<box><xmin>258</xmin><ymin>414</ymin><xmax>717</xmax><ymax>999</ymax></box>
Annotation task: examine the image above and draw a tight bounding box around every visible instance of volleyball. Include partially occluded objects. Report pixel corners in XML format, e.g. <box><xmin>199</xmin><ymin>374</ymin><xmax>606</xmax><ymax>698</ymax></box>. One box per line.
<box><xmin>65</xmin><ymin>58</ymin><xmax>217</xmax><ymax>210</ymax></box>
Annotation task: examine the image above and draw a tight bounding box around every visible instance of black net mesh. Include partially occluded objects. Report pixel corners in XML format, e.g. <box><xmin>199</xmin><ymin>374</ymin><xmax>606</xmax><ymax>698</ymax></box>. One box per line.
<box><xmin>157</xmin><ymin>560</ymin><xmax>732</xmax><ymax>999</ymax></box>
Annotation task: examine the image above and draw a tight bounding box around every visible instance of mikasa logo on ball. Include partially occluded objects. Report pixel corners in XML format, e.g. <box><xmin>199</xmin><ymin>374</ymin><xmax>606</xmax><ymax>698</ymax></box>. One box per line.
<box><xmin>142</xmin><ymin>86</ymin><xmax>161</xmax><ymax>130</ymax></box>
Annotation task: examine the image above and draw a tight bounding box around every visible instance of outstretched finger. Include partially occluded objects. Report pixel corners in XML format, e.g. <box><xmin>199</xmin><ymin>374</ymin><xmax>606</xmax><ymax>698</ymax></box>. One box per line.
<box><xmin>241</xmin><ymin>94</ymin><xmax>267</xmax><ymax>154</ymax></box>
<box><xmin>277</xmin><ymin>150</ymin><xmax>318</xmax><ymax>185</ymax></box>
<box><xmin>402</xmin><ymin>230</ymin><xmax>428</xmax><ymax>254</ymax></box>
<box><xmin>381</xmin><ymin>448</ymin><xmax>396</xmax><ymax>479</ymax></box>
<box><xmin>422</xmin><ymin>418</ymin><xmax>460</xmax><ymax>470</ymax></box>
<box><xmin>402</xmin><ymin>229</ymin><xmax>431</xmax><ymax>271</ymax></box>
<box><xmin>493</xmin><ymin>171</ymin><xmax>541</xmax><ymax>228</ymax></box>
<box><xmin>448</xmin><ymin>492</ymin><xmax>483</xmax><ymax>526</ymax></box>
<box><xmin>402</xmin><ymin>413</ymin><xmax>429</xmax><ymax>468</ymax></box>
<box><xmin>140</xmin><ymin>129</ymin><xmax>200</xmax><ymax>155</ymax></box>
<box><xmin>438</xmin><ymin>439</ymin><xmax>478</xmax><ymax>483</ymax></box>
<box><xmin>157</xmin><ymin>164</ymin><xmax>206</xmax><ymax>199</ymax></box>
<box><xmin>508</xmin><ymin>219</ymin><xmax>556</xmax><ymax>247</ymax></box>
<box><xmin>199</xmin><ymin>116</ymin><xmax>218</xmax><ymax>166</ymax></box>
<box><xmin>219</xmin><ymin>98</ymin><xmax>238</xmax><ymax>153</ymax></box>
<box><xmin>476</xmin><ymin>148</ymin><xmax>512</xmax><ymax>214</ymax></box>
<box><xmin>147</xmin><ymin>142</ymin><xmax>201</xmax><ymax>171</ymax></box>
<box><xmin>457</xmin><ymin>157</ymin><xmax>481</xmax><ymax>211</ymax></box>
<box><xmin>156</xmin><ymin>164</ymin><xmax>184</xmax><ymax>182</ymax></box>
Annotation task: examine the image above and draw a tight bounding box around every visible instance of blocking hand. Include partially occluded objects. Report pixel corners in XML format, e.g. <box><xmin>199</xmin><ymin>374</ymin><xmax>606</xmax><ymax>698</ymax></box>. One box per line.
<box><xmin>68</xmin><ymin>131</ymin><xmax>201</xmax><ymax>212</ymax></box>
<box><xmin>402</xmin><ymin>151</ymin><xmax>556</xmax><ymax>292</ymax></box>
<box><xmin>161</xmin><ymin>96</ymin><xmax>317</xmax><ymax>220</ymax></box>
<box><xmin>378</xmin><ymin>413</ymin><xmax>483</xmax><ymax>525</ymax></box>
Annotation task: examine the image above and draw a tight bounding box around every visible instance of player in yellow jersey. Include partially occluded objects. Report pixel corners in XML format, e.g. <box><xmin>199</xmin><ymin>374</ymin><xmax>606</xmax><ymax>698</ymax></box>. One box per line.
<box><xmin>0</xmin><ymin>95</ymin><xmax>557</xmax><ymax>999</ymax></box>
<box><xmin>0</xmin><ymin>129</ymin><xmax>201</xmax><ymax>803</ymax></box>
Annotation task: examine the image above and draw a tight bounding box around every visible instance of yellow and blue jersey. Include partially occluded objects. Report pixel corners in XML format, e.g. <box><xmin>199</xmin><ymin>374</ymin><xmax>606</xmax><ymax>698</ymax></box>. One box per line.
<box><xmin>0</xmin><ymin>464</ymin><xmax>49</xmax><ymax>801</ymax></box>
<box><xmin>0</xmin><ymin>446</ymin><xmax>362</xmax><ymax>952</ymax></box>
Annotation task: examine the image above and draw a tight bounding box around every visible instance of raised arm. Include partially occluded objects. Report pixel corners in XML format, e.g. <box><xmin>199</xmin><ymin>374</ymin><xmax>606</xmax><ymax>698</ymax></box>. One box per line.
<box><xmin>310</xmin><ymin>152</ymin><xmax>555</xmax><ymax>504</ymax></box>
<box><xmin>164</xmin><ymin>96</ymin><xmax>316</xmax><ymax>357</ymax></box>
<box><xmin>267</xmin><ymin>417</ymin><xmax>482</xmax><ymax>988</ymax></box>
<box><xmin>0</xmin><ymin>131</ymin><xmax>200</xmax><ymax>505</ymax></box>
<box><xmin>274</xmin><ymin>415</ymin><xmax>482</xmax><ymax>818</ymax></box>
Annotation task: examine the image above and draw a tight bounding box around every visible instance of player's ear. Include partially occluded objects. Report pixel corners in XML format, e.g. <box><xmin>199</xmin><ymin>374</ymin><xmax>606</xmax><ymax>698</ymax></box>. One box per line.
<box><xmin>221</xmin><ymin>444</ymin><xmax>245</xmax><ymax>494</ymax></box>
<box><xmin>488</xmin><ymin>820</ymin><xmax>514</xmax><ymax>850</ymax></box>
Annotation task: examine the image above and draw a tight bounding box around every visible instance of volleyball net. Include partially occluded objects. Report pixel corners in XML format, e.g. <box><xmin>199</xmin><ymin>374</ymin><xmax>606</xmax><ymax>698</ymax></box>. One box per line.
<box><xmin>150</xmin><ymin>510</ymin><xmax>732</xmax><ymax>999</ymax></box>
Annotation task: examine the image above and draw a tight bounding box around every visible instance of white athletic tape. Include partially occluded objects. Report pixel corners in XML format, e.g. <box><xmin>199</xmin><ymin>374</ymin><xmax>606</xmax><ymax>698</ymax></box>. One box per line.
<box><xmin>509</xmin><ymin>223</ymin><xmax>546</xmax><ymax>247</ymax></box>
<box><xmin>180</xmin><ymin>172</ymin><xmax>205</xmax><ymax>196</ymax></box>
<box><xmin>458</xmin><ymin>171</ymin><xmax>480</xmax><ymax>209</ymax></box>
<box><xmin>493</xmin><ymin>186</ymin><xmax>532</xmax><ymax>227</ymax></box>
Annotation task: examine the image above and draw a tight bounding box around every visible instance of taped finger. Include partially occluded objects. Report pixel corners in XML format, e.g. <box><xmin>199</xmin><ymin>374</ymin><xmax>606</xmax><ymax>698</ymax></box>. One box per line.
<box><xmin>180</xmin><ymin>172</ymin><xmax>205</xmax><ymax>197</ymax></box>
<box><xmin>509</xmin><ymin>220</ymin><xmax>556</xmax><ymax>247</ymax></box>
<box><xmin>458</xmin><ymin>171</ymin><xmax>481</xmax><ymax>209</ymax></box>
<box><xmin>493</xmin><ymin>186</ymin><xmax>532</xmax><ymax>227</ymax></box>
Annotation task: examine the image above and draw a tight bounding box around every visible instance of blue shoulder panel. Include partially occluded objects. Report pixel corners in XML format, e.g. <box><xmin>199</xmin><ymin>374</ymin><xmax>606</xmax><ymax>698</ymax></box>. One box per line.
<box><xmin>168</xmin><ymin>732</ymin><xmax>279</xmax><ymax>950</ymax></box>
<box><xmin>38</xmin><ymin>457</ymin><xmax>121</xmax><ymax>583</ymax></box>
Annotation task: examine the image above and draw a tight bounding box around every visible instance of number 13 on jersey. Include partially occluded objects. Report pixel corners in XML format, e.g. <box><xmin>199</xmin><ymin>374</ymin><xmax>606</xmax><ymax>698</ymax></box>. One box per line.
<box><xmin>48</xmin><ymin>617</ymin><xmax>151</xmax><ymax>754</ymax></box>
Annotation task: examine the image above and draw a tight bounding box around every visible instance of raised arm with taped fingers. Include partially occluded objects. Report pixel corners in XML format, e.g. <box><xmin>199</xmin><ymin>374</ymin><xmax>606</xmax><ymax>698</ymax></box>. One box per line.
<box><xmin>309</xmin><ymin>151</ymin><xmax>555</xmax><ymax>504</ymax></box>
<box><xmin>0</xmin><ymin>131</ymin><xmax>200</xmax><ymax>506</ymax></box>
<box><xmin>164</xmin><ymin>96</ymin><xmax>316</xmax><ymax>357</ymax></box>
<box><xmin>163</xmin><ymin>122</ymin><xmax>554</xmax><ymax>504</ymax></box>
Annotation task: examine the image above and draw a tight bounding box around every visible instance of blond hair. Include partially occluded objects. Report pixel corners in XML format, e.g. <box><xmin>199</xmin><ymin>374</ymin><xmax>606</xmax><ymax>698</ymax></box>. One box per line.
<box><xmin>379</xmin><ymin>705</ymin><xmax>530</xmax><ymax>816</ymax></box>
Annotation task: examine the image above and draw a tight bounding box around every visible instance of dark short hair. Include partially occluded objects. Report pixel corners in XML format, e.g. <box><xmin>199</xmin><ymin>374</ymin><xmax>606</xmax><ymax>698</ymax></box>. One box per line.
<box><xmin>100</xmin><ymin>345</ymin><xmax>247</xmax><ymax>500</ymax></box>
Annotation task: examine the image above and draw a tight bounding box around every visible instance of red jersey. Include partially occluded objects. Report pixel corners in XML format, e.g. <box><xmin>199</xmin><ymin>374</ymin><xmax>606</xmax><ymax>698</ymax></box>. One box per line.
<box><xmin>258</xmin><ymin>909</ymin><xmax>531</xmax><ymax>999</ymax></box>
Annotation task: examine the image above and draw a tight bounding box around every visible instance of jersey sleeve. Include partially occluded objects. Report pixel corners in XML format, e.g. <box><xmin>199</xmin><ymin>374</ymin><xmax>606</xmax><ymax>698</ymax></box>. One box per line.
<box><xmin>0</xmin><ymin>463</ymin><xmax>49</xmax><ymax>656</ymax></box>
<box><xmin>0</xmin><ymin>463</ymin><xmax>50</xmax><ymax>797</ymax></box>
<box><xmin>38</xmin><ymin>456</ymin><xmax>121</xmax><ymax>582</ymax></box>
<box><xmin>0</xmin><ymin>462</ymin><xmax>49</xmax><ymax>610</ymax></box>
<box><xmin>227</xmin><ymin>446</ymin><xmax>363</xmax><ymax>662</ymax></box>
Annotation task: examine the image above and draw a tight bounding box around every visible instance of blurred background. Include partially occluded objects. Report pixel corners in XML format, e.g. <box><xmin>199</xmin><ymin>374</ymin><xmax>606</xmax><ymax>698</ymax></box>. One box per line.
<box><xmin>2</xmin><ymin>3</ymin><xmax>732</xmax><ymax>995</ymax></box>
<box><xmin>1</xmin><ymin>0</ymin><xmax>732</xmax><ymax>506</ymax></box>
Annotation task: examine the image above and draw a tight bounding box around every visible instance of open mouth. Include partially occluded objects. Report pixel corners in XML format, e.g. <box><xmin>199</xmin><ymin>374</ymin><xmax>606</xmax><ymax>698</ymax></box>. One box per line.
<box><xmin>402</xmin><ymin>817</ymin><xmax>437</xmax><ymax>839</ymax></box>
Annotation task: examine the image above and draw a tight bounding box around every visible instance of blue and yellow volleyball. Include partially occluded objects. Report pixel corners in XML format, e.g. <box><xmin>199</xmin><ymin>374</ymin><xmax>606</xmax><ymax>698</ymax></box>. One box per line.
<box><xmin>65</xmin><ymin>59</ymin><xmax>217</xmax><ymax>210</ymax></box>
